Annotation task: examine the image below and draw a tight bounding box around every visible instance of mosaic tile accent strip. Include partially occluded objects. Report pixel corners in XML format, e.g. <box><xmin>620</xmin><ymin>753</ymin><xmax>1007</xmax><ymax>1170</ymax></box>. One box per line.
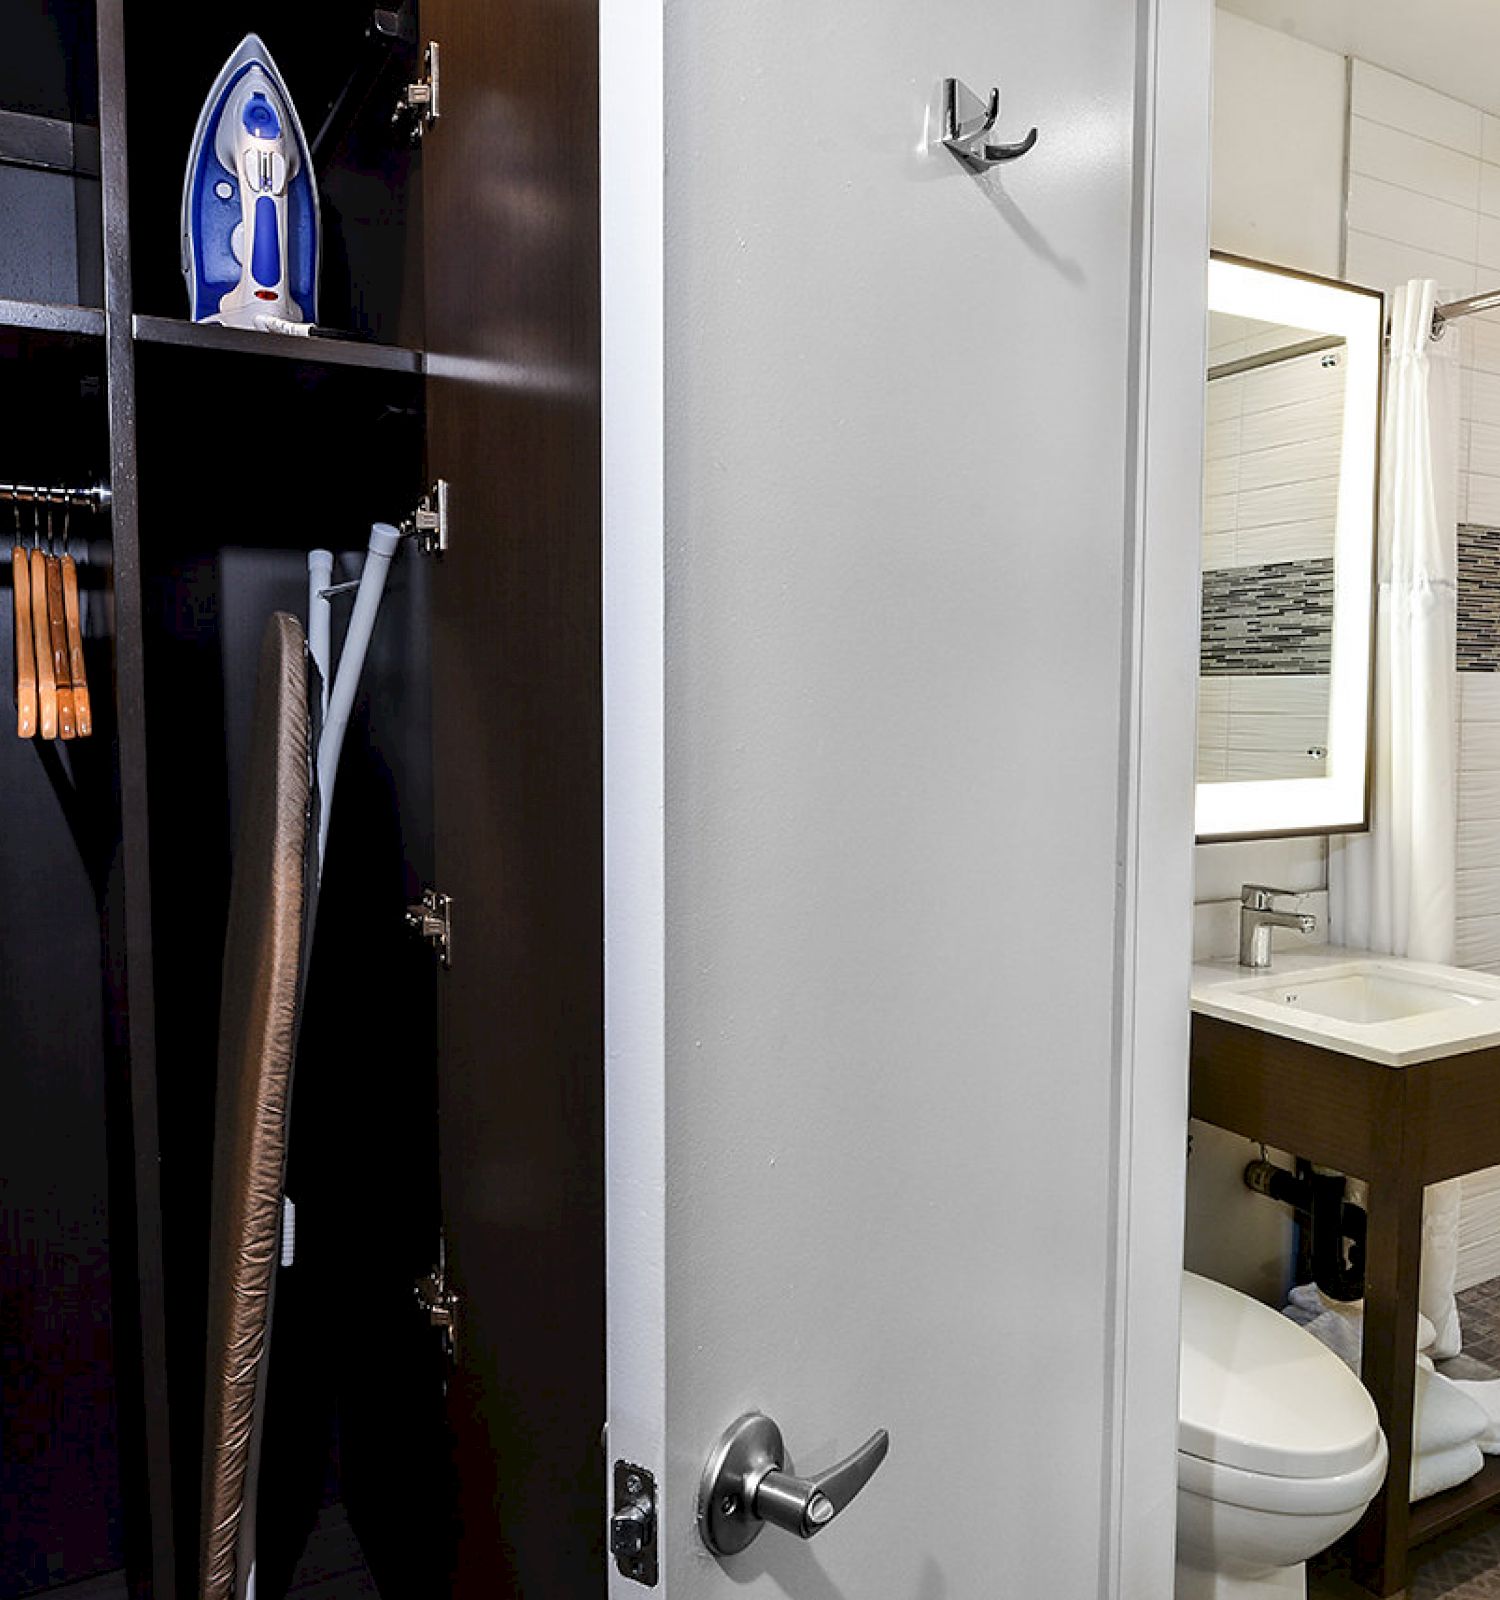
<box><xmin>1461</xmin><ymin>524</ymin><xmax>1500</xmax><ymax>673</ymax></box>
<box><xmin>1200</xmin><ymin>557</ymin><xmax>1334</xmax><ymax>676</ymax></box>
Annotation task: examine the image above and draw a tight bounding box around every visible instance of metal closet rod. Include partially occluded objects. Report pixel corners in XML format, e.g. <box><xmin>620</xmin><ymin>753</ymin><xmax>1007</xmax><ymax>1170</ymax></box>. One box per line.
<box><xmin>0</xmin><ymin>481</ymin><xmax>111</xmax><ymax>510</ymax></box>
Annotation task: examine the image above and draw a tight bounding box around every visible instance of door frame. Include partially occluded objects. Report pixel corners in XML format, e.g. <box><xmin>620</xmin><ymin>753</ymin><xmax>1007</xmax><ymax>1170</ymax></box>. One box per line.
<box><xmin>599</xmin><ymin>1</ymin><xmax>1212</xmax><ymax>1592</ymax></box>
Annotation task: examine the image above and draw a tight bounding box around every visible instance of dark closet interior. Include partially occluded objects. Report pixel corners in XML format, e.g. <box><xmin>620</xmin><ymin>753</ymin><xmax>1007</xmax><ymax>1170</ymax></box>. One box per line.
<box><xmin>2</xmin><ymin>0</ymin><xmax>604</xmax><ymax>1596</ymax></box>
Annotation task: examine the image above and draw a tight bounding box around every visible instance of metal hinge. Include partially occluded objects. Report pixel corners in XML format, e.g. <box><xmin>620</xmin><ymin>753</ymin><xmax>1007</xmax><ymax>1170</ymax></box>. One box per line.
<box><xmin>406</xmin><ymin>887</ymin><xmax>452</xmax><ymax>966</ymax></box>
<box><xmin>401</xmin><ymin>477</ymin><xmax>448</xmax><ymax>556</ymax></box>
<box><xmin>610</xmin><ymin>1461</ymin><xmax>659</xmax><ymax>1587</ymax></box>
<box><xmin>394</xmin><ymin>40</ymin><xmax>441</xmax><ymax>141</ymax></box>
<box><xmin>415</xmin><ymin>1234</ymin><xmax>461</xmax><ymax>1365</ymax></box>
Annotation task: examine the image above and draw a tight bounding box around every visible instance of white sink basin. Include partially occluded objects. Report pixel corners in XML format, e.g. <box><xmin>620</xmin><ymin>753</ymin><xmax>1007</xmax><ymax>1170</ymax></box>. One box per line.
<box><xmin>1239</xmin><ymin>964</ymin><xmax>1492</xmax><ymax>1024</ymax></box>
<box><xmin>1192</xmin><ymin>952</ymin><xmax>1500</xmax><ymax>1066</ymax></box>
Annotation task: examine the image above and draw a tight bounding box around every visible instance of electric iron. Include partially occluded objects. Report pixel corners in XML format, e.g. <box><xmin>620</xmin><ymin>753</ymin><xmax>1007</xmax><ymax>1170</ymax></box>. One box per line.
<box><xmin>182</xmin><ymin>34</ymin><xmax>319</xmax><ymax>328</ymax></box>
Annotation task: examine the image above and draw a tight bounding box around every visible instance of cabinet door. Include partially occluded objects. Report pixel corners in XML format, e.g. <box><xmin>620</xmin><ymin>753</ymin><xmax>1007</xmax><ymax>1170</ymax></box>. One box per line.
<box><xmin>419</xmin><ymin>3</ymin><xmax>605</xmax><ymax>1596</ymax></box>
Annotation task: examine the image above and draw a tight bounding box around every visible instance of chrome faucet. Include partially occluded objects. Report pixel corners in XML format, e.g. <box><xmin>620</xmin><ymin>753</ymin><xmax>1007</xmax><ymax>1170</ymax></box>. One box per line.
<box><xmin>1238</xmin><ymin>884</ymin><xmax>1317</xmax><ymax>969</ymax></box>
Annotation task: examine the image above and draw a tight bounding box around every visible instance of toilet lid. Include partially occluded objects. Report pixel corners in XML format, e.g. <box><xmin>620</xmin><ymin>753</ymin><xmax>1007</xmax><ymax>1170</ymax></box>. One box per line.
<box><xmin>1179</xmin><ymin>1272</ymin><xmax>1381</xmax><ymax>1480</ymax></box>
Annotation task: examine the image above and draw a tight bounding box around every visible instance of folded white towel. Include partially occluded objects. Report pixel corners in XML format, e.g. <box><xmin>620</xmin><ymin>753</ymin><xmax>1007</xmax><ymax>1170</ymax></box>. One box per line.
<box><xmin>1415</xmin><ymin>1365</ymin><xmax>1491</xmax><ymax>1456</ymax></box>
<box><xmin>1284</xmin><ymin>1283</ymin><xmax>1437</xmax><ymax>1355</ymax></box>
<box><xmin>1293</xmin><ymin>1308</ymin><xmax>1363</xmax><ymax>1371</ymax></box>
<box><xmin>1448</xmin><ymin>1379</ymin><xmax>1500</xmax><ymax>1454</ymax></box>
<box><xmin>1412</xmin><ymin>1439</ymin><xmax>1485</xmax><ymax>1501</ymax></box>
<box><xmin>1283</xmin><ymin>1289</ymin><xmax>1489</xmax><ymax>1487</ymax></box>
<box><xmin>1423</xmin><ymin>1181</ymin><xmax>1464</xmax><ymax>1360</ymax></box>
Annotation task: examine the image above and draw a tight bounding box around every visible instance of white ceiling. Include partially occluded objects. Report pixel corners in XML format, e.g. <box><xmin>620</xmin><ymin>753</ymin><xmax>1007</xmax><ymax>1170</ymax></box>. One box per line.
<box><xmin>1220</xmin><ymin>0</ymin><xmax>1500</xmax><ymax>119</ymax></box>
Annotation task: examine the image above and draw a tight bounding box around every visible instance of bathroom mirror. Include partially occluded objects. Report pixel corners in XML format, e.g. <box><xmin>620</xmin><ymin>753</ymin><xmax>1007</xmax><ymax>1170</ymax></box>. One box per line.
<box><xmin>1196</xmin><ymin>254</ymin><xmax>1382</xmax><ymax>841</ymax></box>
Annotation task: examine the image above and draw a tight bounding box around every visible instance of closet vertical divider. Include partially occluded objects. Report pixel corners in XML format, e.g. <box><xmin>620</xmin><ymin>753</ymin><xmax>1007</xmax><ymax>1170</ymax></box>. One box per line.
<box><xmin>95</xmin><ymin>3</ymin><xmax>176</xmax><ymax>1596</ymax></box>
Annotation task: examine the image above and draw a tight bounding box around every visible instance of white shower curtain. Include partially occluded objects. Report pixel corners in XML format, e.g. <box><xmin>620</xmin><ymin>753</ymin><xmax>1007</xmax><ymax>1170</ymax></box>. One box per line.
<box><xmin>1330</xmin><ymin>277</ymin><xmax>1462</xmax><ymax>1352</ymax></box>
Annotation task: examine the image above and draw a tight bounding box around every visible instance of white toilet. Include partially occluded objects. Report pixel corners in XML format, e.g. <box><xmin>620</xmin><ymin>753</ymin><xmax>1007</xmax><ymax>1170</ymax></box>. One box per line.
<box><xmin>1176</xmin><ymin>1272</ymin><xmax>1389</xmax><ymax>1599</ymax></box>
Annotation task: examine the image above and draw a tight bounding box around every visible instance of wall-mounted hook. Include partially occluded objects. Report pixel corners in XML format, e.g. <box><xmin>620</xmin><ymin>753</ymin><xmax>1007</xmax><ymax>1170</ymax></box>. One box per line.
<box><xmin>941</xmin><ymin>77</ymin><xmax>1037</xmax><ymax>167</ymax></box>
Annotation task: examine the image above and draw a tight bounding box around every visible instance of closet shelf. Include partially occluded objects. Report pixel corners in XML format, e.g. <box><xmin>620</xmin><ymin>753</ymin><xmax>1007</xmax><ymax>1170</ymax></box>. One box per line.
<box><xmin>131</xmin><ymin>315</ymin><xmax>425</xmax><ymax>375</ymax></box>
<box><xmin>0</xmin><ymin>298</ymin><xmax>106</xmax><ymax>338</ymax></box>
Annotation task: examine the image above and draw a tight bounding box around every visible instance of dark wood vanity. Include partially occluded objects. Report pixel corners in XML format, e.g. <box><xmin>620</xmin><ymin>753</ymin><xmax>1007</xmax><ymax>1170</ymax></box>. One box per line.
<box><xmin>1192</xmin><ymin>1013</ymin><xmax>1500</xmax><ymax>1598</ymax></box>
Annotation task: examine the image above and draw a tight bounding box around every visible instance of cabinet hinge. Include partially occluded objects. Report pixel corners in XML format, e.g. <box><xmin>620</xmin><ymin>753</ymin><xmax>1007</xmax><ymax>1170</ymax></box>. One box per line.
<box><xmin>610</xmin><ymin>1461</ymin><xmax>659</xmax><ymax>1587</ymax></box>
<box><xmin>394</xmin><ymin>40</ymin><xmax>441</xmax><ymax>141</ymax></box>
<box><xmin>405</xmin><ymin>886</ymin><xmax>452</xmax><ymax>967</ymax></box>
<box><xmin>401</xmin><ymin>477</ymin><xmax>448</xmax><ymax>556</ymax></box>
<box><xmin>414</xmin><ymin>1234</ymin><xmax>461</xmax><ymax>1366</ymax></box>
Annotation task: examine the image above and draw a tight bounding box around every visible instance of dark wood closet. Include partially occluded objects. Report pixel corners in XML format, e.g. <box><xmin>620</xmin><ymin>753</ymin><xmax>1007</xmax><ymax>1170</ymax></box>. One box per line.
<box><xmin>0</xmin><ymin>2</ymin><xmax>604</xmax><ymax>1596</ymax></box>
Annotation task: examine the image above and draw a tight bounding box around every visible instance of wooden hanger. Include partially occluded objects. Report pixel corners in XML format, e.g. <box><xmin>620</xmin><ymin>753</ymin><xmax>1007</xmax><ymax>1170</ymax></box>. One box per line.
<box><xmin>29</xmin><ymin>544</ymin><xmax>55</xmax><ymax>740</ymax></box>
<box><xmin>62</xmin><ymin>541</ymin><xmax>90</xmax><ymax>738</ymax></box>
<box><xmin>44</xmin><ymin>523</ymin><xmax>76</xmax><ymax>740</ymax></box>
<box><xmin>12</xmin><ymin>532</ymin><xmax>35</xmax><ymax>738</ymax></box>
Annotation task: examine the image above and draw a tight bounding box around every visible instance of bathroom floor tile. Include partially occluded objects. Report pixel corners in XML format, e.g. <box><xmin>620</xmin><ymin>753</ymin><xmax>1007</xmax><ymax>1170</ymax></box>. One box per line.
<box><xmin>1460</xmin><ymin>1281</ymin><xmax>1500</xmax><ymax>1370</ymax></box>
<box><xmin>1407</xmin><ymin>1514</ymin><xmax>1500</xmax><ymax>1597</ymax></box>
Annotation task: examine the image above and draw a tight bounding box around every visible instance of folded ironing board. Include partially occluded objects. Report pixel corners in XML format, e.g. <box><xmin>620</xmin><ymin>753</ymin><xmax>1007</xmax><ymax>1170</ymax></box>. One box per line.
<box><xmin>201</xmin><ymin>613</ymin><xmax>318</xmax><ymax>1600</ymax></box>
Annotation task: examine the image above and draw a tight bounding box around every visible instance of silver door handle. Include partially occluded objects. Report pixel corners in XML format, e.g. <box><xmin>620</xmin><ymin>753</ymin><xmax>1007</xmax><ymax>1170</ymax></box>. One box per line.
<box><xmin>698</xmin><ymin>1412</ymin><xmax>890</xmax><ymax>1556</ymax></box>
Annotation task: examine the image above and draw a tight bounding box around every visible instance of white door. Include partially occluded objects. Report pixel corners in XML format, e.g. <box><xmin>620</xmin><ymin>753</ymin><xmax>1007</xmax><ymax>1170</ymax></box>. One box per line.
<box><xmin>602</xmin><ymin>1</ymin><xmax>1211</xmax><ymax>1595</ymax></box>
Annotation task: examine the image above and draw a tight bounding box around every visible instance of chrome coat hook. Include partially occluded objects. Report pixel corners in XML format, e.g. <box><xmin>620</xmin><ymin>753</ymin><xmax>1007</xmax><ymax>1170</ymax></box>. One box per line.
<box><xmin>941</xmin><ymin>77</ymin><xmax>1037</xmax><ymax>166</ymax></box>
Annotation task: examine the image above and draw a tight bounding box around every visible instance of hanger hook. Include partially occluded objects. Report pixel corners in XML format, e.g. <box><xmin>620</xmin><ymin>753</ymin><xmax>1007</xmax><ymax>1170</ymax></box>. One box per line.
<box><xmin>941</xmin><ymin>76</ymin><xmax>1038</xmax><ymax>167</ymax></box>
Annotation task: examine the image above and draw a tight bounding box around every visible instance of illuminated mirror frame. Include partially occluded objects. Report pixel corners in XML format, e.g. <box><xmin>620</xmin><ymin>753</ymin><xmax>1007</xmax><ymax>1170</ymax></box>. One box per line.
<box><xmin>1196</xmin><ymin>254</ymin><xmax>1382</xmax><ymax>842</ymax></box>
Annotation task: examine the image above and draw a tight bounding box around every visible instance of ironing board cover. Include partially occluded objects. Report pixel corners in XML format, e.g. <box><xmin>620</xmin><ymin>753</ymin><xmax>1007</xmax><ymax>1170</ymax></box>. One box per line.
<box><xmin>201</xmin><ymin>613</ymin><xmax>316</xmax><ymax>1600</ymax></box>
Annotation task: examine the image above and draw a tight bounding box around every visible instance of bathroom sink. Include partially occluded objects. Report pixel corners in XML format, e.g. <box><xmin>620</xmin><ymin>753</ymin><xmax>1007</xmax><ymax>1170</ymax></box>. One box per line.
<box><xmin>1241</xmin><ymin>964</ymin><xmax>1491</xmax><ymax>1024</ymax></box>
<box><xmin>1191</xmin><ymin>951</ymin><xmax>1500</xmax><ymax>1065</ymax></box>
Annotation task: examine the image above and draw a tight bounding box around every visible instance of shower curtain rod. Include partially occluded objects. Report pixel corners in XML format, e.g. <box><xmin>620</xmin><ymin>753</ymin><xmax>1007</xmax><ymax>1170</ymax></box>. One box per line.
<box><xmin>1432</xmin><ymin>288</ymin><xmax>1500</xmax><ymax>337</ymax></box>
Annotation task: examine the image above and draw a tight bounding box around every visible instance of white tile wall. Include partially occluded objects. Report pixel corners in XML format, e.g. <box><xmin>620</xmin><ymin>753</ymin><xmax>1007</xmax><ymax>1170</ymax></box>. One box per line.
<box><xmin>1193</xmin><ymin>834</ymin><xmax>1328</xmax><ymax>904</ymax></box>
<box><xmin>1351</xmin><ymin>61</ymin><xmax>1483</xmax><ymax>157</ymax></box>
<box><xmin>1345</xmin><ymin>63</ymin><xmax>1500</xmax><ymax>528</ymax></box>
<box><xmin>1349</xmin><ymin>117</ymin><xmax>1478</xmax><ymax>210</ymax></box>
<box><xmin>1348</xmin><ymin>173</ymin><xmax>1479</xmax><ymax>266</ymax></box>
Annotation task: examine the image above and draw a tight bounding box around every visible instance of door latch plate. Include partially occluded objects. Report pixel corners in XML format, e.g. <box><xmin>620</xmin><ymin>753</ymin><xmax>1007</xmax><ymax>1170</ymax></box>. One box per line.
<box><xmin>394</xmin><ymin>40</ymin><xmax>441</xmax><ymax>141</ymax></box>
<box><xmin>402</xmin><ymin>478</ymin><xmax>449</xmax><ymax>556</ymax></box>
<box><xmin>414</xmin><ymin>1238</ymin><xmax>461</xmax><ymax>1365</ymax></box>
<box><xmin>610</xmin><ymin>1460</ymin><xmax>659</xmax><ymax>1587</ymax></box>
<box><xmin>406</xmin><ymin>887</ymin><xmax>452</xmax><ymax>967</ymax></box>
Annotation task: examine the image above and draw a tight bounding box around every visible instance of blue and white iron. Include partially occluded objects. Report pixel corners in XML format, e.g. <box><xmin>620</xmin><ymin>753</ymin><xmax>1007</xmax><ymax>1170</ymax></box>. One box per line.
<box><xmin>182</xmin><ymin>34</ymin><xmax>319</xmax><ymax>328</ymax></box>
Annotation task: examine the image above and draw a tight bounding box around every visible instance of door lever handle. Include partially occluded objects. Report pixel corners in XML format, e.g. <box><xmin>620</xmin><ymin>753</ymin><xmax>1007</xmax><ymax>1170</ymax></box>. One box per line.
<box><xmin>698</xmin><ymin>1411</ymin><xmax>890</xmax><ymax>1556</ymax></box>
